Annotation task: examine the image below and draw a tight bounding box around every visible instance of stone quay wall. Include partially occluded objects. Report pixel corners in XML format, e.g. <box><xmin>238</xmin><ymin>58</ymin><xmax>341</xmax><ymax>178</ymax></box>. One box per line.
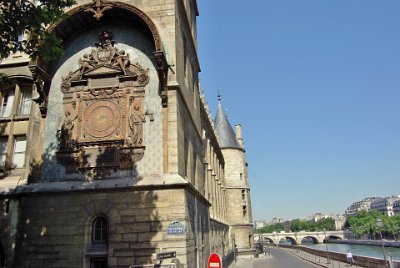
<box><xmin>281</xmin><ymin>245</ymin><xmax>400</xmax><ymax>268</ymax></box>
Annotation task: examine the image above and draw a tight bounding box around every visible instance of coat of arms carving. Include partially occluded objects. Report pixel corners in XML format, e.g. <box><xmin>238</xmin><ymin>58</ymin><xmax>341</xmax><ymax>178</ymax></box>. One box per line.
<box><xmin>57</xmin><ymin>31</ymin><xmax>149</xmax><ymax>178</ymax></box>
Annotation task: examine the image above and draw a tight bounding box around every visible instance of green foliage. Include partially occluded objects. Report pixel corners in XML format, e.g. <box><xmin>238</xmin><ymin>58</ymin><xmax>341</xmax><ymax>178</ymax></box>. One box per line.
<box><xmin>256</xmin><ymin>223</ymin><xmax>284</xmax><ymax>233</ymax></box>
<box><xmin>345</xmin><ymin>210</ymin><xmax>400</xmax><ymax>238</ymax></box>
<box><xmin>0</xmin><ymin>0</ymin><xmax>76</xmax><ymax>60</ymax></box>
<box><xmin>257</xmin><ymin>218</ymin><xmax>335</xmax><ymax>233</ymax></box>
<box><xmin>290</xmin><ymin>218</ymin><xmax>335</xmax><ymax>232</ymax></box>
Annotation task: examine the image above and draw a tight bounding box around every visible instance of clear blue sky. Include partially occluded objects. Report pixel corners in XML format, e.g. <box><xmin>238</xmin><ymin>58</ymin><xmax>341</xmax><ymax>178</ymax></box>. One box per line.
<box><xmin>196</xmin><ymin>0</ymin><xmax>400</xmax><ymax>221</ymax></box>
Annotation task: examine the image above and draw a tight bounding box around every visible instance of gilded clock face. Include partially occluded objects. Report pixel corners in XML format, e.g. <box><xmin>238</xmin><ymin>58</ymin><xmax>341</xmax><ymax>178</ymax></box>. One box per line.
<box><xmin>83</xmin><ymin>100</ymin><xmax>121</xmax><ymax>138</ymax></box>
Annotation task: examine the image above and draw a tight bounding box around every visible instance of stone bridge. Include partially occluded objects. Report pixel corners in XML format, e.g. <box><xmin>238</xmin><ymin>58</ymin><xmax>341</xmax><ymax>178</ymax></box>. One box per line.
<box><xmin>255</xmin><ymin>231</ymin><xmax>345</xmax><ymax>245</ymax></box>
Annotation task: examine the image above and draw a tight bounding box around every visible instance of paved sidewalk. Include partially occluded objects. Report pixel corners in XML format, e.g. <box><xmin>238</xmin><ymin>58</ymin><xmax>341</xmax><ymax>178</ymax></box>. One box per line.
<box><xmin>287</xmin><ymin>248</ymin><xmax>361</xmax><ymax>268</ymax></box>
<box><xmin>230</xmin><ymin>248</ymin><xmax>360</xmax><ymax>268</ymax></box>
<box><xmin>230</xmin><ymin>254</ymin><xmax>271</xmax><ymax>268</ymax></box>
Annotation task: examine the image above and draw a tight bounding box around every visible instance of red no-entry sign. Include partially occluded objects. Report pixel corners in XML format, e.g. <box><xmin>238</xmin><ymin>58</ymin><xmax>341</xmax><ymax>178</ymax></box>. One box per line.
<box><xmin>208</xmin><ymin>253</ymin><xmax>222</xmax><ymax>268</ymax></box>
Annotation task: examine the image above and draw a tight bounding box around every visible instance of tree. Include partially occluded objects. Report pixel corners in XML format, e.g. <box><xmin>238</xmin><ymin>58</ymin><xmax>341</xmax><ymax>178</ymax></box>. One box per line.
<box><xmin>344</xmin><ymin>210</ymin><xmax>400</xmax><ymax>240</ymax></box>
<box><xmin>256</xmin><ymin>223</ymin><xmax>284</xmax><ymax>234</ymax></box>
<box><xmin>316</xmin><ymin>218</ymin><xmax>335</xmax><ymax>231</ymax></box>
<box><xmin>289</xmin><ymin>218</ymin><xmax>335</xmax><ymax>232</ymax></box>
<box><xmin>0</xmin><ymin>0</ymin><xmax>76</xmax><ymax>61</ymax></box>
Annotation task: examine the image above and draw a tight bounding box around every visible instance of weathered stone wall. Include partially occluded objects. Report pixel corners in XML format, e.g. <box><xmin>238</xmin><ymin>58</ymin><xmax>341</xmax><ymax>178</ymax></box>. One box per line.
<box><xmin>223</xmin><ymin>147</ymin><xmax>254</xmax><ymax>250</ymax></box>
<box><xmin>209</xmin><ymin>219</ymin><xmax>230</xmax><ymax>258</ymax></box>
<box><xmin>0</xmin><ymin>198</ymin><xmax>19</xmax><ymax>268</ymax></box>
<box><xmin>185</xmin><ymin>191</ymin><xmax>211</xmax><ymax>268</ymax></box>
<box><xmin>174</xmin><ymin>0</ymin><xmax>201</xmax><ymax>135</ymax></box>
<box><xmin>231</xmin><ymin>225</ymin><xmax>254</xmax><ymax>250</ymax></box>
<box><xmin>223</xmin><ymin>149</ymin><xmax>248</xmax><ymax>188</ymax></box>
<box><xmin>10</xmin><ymin>188</ymin><xmax>190</xmax><ymax>268</ymax></box>
<box><xmin>176</xmin><ymin>92</ymin><xmax>204</xmax><ymax>190</ymax></box>
<box><xmin>71</xmin><ymin>0</ymin><xmax>176</xmax><ymax>61</ymax></box>
<box><xmin>225</xmin><ymin>189</ymin><xmax>246</xmax><ymax>225</ymax></box>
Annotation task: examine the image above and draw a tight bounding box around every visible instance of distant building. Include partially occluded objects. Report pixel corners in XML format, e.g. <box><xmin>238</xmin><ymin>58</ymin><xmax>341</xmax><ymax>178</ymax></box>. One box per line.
<box><xmin>254</xmin><ymin>221</ymin><xmax>266</xmax><ymax>229</ymax></box>
<box><xmin>345</xmin><ymin>197</ymin><xmax>381</xmax><ymax>216</ymax></box>
<box><xmin>370</xmin><ymin>195</ymin><xmax>400</xmax><ymax>217</ymax></box>
<box><xmin>300</xmin><ymin>213</ymin><xmax>345</xmax><ymax>231</ymax></box>
<box><xmin>333</xmin><ymin>215</ymin><xmax>346</xmax><ymax>231</ymax></box>
<box><xmin>254</xmin><ymin>218</ymin><xmax>286</xmax><ymax>230</ymax></box>
<box><xmin>393</xmin><ymin>200</ymin><xmax>400</xmax><ymax>216</ymax></box>
<box><xmin>300</xmin><ymin>213</ymin><xmax>326</xmax><ymax>222</ymax></box>
<box><xmin>270</xmin><ymin>217</ymin><xmax>286</xmax><ymax>224</ymax></box>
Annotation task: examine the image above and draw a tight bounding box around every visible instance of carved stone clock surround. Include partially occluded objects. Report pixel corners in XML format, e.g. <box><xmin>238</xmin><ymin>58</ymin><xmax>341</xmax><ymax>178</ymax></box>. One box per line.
<box><xmin>57</xmin><ymin>32</ymin><xmax>150</xmax><ymax>178</ymax></box>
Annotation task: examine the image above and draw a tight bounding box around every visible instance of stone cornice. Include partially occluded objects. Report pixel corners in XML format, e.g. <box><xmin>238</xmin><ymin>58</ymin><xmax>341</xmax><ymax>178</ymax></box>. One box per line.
<box><xmin>1</xmin><ymin>174</ymin><xmax>211</xmax><ymax>206</ymax></box>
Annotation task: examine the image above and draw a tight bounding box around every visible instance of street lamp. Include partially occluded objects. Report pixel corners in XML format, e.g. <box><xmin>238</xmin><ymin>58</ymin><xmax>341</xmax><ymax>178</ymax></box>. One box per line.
<box><xmin>323</xmin><ymin>228</ymin><xmax>331</xmax><ymax>265</ymax></box>
<box><xmin>376</xmin><ymin>219</ymin><xmax>388</xmax><ymax>267</ymax></box>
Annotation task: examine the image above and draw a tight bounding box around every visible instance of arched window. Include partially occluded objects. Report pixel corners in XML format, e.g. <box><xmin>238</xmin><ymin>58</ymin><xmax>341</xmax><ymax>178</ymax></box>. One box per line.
<box><xmin>92</xmin><ymin>217</ymin><xmax>107</xmax><ymax>244</ymax></box>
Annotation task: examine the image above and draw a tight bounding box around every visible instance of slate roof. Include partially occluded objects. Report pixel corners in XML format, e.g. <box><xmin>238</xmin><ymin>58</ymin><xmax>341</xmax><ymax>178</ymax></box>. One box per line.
<box><xmin>214</xmin><ymin>101</ymin><xmax>241</xmax><ymax>149</ymax></box>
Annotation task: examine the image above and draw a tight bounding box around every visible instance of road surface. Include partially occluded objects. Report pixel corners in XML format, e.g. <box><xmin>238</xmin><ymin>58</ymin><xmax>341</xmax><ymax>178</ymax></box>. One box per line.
<box><xmin>233</xmin><ymin>247</ymin><xmax>322</xmax><ymax>268</ymax></box>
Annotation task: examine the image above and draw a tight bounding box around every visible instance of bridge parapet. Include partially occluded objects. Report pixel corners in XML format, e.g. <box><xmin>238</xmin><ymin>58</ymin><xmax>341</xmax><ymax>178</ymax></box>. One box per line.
<box><xmin>256</xmin><ymin>230</ymin><xmax>345</xmax><ymax>245</ymax></box>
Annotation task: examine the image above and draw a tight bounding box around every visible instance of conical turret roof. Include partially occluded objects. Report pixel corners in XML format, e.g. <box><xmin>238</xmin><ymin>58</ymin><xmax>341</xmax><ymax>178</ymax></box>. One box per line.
<box><xmin>214</xmin><ymin>101</ymin><xmax>241</xmax><ymax>149</ymax></box>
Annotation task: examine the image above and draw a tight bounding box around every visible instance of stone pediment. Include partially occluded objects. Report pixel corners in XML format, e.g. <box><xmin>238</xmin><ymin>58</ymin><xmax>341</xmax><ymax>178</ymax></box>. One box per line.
<box><xmin>83</xmin><ymin>65</ymin><xmax>122</xmax><ymax>77</ymax></box>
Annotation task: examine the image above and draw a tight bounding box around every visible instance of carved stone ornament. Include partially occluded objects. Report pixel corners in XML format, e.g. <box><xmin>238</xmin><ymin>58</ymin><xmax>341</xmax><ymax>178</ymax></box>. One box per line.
<box><xmin>84</xmin><ymin>0</ymin><xmax>113</xmax><ymax>21</ymax></box>
<box><xmin>61</xmin><ymin>31</ymin><xmax>149</xmax><ymax>94</ymax></box>
<box><xmin>57</xmin><ymin>31</ymin><xmax>149</xmax><ymax>177</ymax></box>
<box><xmin>29</xmin><ymin>65</ymin><xmax>51</xmax><ymax>117</ymax></box>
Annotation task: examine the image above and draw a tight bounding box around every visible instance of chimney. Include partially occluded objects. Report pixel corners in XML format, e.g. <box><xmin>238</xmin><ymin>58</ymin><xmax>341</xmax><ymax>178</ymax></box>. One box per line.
<box><xmin>235</xmin><ymin>124</ymin><xmax>244</xmax><ymax>148</ymax></box>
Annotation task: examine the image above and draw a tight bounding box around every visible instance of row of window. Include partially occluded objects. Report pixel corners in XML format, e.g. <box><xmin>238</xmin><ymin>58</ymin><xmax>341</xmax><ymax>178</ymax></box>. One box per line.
<box><xmin>0</xmin><ymin>84</ymin><xmax>32</xmax><ymax>170</ymax></box>
<box><xmin>1</xmin><ymin>87</ymin><xmax>32</xmax><ymax>117</ymax></box>
<box><xmin>0</xmin><ymin>136</ymin><xmax>26</xmax><ymax>169</ymax></box>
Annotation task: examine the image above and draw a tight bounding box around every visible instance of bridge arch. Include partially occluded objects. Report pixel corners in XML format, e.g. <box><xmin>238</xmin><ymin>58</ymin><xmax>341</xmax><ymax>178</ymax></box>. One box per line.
<box><xmin>326</xmin><ymin>235</ymin><xmax>342</xmax><ymax>241</ymax></box>
<box><xmin>259</xmin><ymin>231</ymin><xmax>345</xmax><ymax>245</ymax></box>
<box><xmin>278</xmin><ymin>236</ymin><xmax>297</xmax><ymax>245</ymax></box>
<box><xmin>300</xmin><ymin>236</ymin><xmax>319</xmax><ymax>244</ymax></box>
<box><xmin>261</xmin><ymin>237</ymin><xmax>274</xmax><ymax>244</ymax></box>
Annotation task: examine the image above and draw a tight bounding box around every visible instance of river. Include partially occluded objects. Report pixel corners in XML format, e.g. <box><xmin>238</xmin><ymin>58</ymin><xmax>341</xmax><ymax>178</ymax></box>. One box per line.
<box><xmin>300</xmin><ymin>242</ymin><xmax>400</xmax><ymax>261</ymax></box>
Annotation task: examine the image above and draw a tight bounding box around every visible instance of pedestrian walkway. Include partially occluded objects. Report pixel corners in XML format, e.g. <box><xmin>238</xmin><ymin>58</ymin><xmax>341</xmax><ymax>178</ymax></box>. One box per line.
<box><xmin>288</xmin><ymin>248</ymin><xmax>362</xmax><ymax>268</ymax></box>
<box><xmin>230</xmin><ymin>254</ymin><xmax>271</xmax><ymax>268</ymax></box>
<box><xmin>230</xmin><ymin>247</ymin><xmax>362</xmax><ymax>268</ymax></box>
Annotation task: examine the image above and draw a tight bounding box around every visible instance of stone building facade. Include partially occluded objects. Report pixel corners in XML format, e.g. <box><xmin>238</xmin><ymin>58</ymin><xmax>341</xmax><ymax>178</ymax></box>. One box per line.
<box><xmin>0</xmin><ymin>0</ymin><xmax>253</xmax><ymax>267</ymax></box>
<box><xmin>370</xmin><ymin>195</ymin><xmax>400</xmax><ymax>217</ymax></box>
<box><xmin>345</xmin><ymin>197</ymin><xmax>381</xmax><ymax>216</ymax></box>
<box><xmin>214</xmin><ymin>102</ymin><xmax>254</xmax><ymax>251</ymax></box>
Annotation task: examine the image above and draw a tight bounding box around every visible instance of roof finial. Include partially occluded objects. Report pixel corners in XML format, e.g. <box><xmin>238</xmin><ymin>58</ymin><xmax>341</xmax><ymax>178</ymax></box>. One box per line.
<box><xmin>217</xmin><ymin>91</ymin><xmax>221</xmax><ymax>102</ymax></box>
